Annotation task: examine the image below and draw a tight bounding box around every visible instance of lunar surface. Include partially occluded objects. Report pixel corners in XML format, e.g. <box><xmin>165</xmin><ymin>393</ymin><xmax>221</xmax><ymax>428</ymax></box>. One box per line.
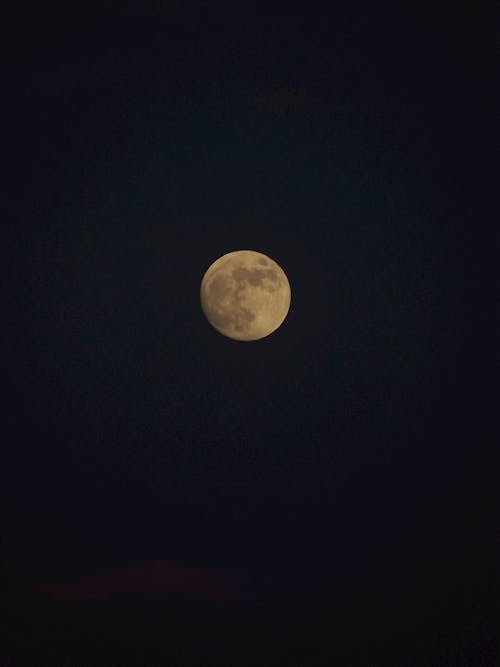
<box><xmin>200</xmin><ymin>250</ymin><xmax>291</xmax><ymax>341</ymax></box>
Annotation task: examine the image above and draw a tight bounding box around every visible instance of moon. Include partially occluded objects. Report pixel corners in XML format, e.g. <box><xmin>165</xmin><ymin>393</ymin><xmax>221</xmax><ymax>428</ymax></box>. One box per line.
<box><xmin>200</xmin><ymin>250</ymin><xmax>291</xmax><ymax>341</ymax></box>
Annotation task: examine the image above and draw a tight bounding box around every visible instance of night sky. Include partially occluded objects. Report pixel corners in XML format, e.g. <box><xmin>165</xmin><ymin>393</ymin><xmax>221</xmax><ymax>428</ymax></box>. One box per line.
<box><xmin>3</xmin><ymin>3</ymin><xmax>495</xmax><ymax>666</ymax></box>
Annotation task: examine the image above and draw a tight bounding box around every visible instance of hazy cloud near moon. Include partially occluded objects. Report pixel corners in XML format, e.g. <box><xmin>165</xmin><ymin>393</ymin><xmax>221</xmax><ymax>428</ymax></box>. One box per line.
<box><xmin>38</xmin><ymin>560</ymin><xmax>251</xmax><ymax>600</ymax></box>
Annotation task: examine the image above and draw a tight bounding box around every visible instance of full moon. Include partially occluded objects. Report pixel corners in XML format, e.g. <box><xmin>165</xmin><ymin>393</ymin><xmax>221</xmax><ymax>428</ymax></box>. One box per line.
<box><xmin>200</xmin><ymin>250</ymin><xmax>291</xmax><ymax>341</ymax></box>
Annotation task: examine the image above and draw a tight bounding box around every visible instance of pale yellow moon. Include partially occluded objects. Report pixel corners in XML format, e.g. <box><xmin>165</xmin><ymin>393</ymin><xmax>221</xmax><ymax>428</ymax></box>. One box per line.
<box><xmin>200</xmin><ymin>250</ymin><xmax>291</xmax><ymax>341</ymax></box>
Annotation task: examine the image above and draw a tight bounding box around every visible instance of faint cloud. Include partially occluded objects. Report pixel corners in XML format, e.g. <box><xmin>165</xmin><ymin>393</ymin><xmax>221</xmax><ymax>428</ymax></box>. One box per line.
<box><xmin>38</xmin><ymin>560</ymin><xmax>252</xmax><ymax>601</ymax></box>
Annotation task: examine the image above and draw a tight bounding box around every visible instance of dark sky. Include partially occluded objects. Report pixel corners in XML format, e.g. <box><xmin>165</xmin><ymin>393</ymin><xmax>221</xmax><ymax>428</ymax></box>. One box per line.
<box><xmin>3</xmin><ymin>2</ymin><xmax>495</xmax><ymax>665</ymax></box>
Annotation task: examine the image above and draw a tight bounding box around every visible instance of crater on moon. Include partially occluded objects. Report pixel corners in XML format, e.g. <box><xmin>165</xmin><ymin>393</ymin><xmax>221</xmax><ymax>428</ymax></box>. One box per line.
<box><xmin>200</xmin><ymin>250</ymin><xmax>291</xmax><ymax>341</ymax></box>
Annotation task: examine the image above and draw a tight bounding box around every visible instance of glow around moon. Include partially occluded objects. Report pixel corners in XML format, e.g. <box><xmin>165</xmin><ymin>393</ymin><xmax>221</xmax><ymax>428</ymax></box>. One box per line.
<box><xmin>200</xmin><ymin>250</ymin><xmax>291</xmax><ymax>341</ymax></box>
